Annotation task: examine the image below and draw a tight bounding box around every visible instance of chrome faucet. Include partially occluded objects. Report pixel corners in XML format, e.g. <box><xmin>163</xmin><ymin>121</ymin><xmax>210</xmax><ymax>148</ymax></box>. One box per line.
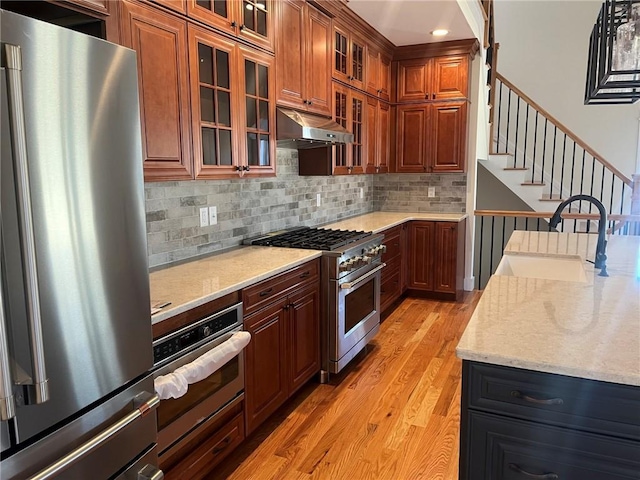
<box><xmin>549</xmin><ymin>194</ymin><xmax>608</xmax><ymax>277</ymax></box>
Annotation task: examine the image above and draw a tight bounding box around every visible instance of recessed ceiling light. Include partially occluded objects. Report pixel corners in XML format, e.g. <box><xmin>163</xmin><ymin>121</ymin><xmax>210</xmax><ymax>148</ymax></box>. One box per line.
<box><xmin>432</xmin><ymin>29</ymin><xmax>449</xmax><ymax>37</ymax></box>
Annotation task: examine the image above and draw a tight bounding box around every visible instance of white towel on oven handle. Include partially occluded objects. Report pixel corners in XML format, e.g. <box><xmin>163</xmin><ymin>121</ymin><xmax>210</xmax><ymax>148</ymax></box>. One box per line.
<box><xmin>154</xmin><ymin>331</ymin><xmax>251</xmax><ymax>400</ymax></box>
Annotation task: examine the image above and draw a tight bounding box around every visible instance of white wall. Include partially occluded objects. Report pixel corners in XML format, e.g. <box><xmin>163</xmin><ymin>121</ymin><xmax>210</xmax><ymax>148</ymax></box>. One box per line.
<box><xmin>494</xmin><ymin>0</ymin><xmax>640</xmax><ymax>177</ymax></box>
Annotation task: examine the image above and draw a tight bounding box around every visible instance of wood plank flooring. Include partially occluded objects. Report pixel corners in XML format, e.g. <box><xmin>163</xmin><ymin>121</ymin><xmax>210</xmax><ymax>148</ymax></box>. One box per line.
<box><xmin>213</xmin><ymin>292</ymin><xmax>482</xmax><ymax>480</ymax></box>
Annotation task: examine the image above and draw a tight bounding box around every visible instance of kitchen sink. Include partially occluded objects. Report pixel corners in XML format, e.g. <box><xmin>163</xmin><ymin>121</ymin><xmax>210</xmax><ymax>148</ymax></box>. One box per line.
<box><xmin>494</xmin><ymin>254</ymin><xmax>588</xmax><ymax>283</ymax></box>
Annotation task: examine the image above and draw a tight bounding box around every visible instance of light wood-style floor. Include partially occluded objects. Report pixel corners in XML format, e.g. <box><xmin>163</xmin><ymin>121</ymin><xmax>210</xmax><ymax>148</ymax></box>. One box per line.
<box><xmin>213</xmin><ymin>292</ymin><xmax>482</xmax><ymax>480</ymax></box>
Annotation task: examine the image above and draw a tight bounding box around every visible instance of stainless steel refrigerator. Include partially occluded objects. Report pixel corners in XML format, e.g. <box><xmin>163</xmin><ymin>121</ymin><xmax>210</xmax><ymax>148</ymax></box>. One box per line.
<box><xmin>1</xmin><ymin>9</ymin><xmax>161</xmax><ymax>479</ymax></box>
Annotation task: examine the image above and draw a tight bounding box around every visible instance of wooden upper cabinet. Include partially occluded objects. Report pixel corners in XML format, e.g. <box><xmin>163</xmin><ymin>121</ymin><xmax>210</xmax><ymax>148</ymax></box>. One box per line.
<box><xmin>188</xmin><ymin>24</ymin><xmax>239</xmax><ymax>179</ymax></box>
<box><xmin>431</xmin><ymin>101</ymin><xmax>467</xmax><ymax>173</ymax></box>
<box><xmin>238</xmin><ymin>46</ymin><xmax>277</xmax><ymax>177</ymax></box>
<box><xmin>333</xmin><ymin>23</ymin><xmax>366</xmax><ymax>91</ymax></box>
<box><xmin>152</xmin><ymin>0</ymin><xmax>187</xmax><ymax>14</ymax></box>
<box><xmin>332</xmin><ymin>82</ymin><xmax>350</xmax><ymax>175</ymax></box>
<box><xmin>364</xmin><ymin>98</ymin><xmax>389</xmax><ymax>174</ymax></box>
<box><xmin>275</xmin><ymin>1</ymin><xmax>331</xmax><ymax>116</ymax></box>
<box><xmin>397</xmin><ymin>59</ymin><xmax>431</xmax><ymax>102</ymax></box>
<box><xmin>366</xmin><ymin>48</ymin><xmax>391</xmax><ymax>101</ymax></box>
<box><xmin>397</xmin><ymin>55</ymin><xmax>469</xmax><ymax>102</ymax></box>
<box><xmin>187</xmin><ymin>0</ymin><xmax>275</xmax><ymax>51</ymax></box>
<box><xmin>120</xmin><ymin>0</ymin><xmax>192</xmax><ymax>181</ymax></box>
<box><xmin>432</xmin><ymin>55</ymin><xmax>468</xmax><ymax>100</ymax></box>
<box><xmin>396</xmin><ymin>104</ymin><xmax>429</xmax><ymax>173</ymax></box>
<box><xmin>329</xmin><ymin>82</ymin><xmax>365</xmax><ymax>175</ymax></box>
<box><xmin>350</xmin><ymin>89</ymin><xmax>366</xmax><ymax>174</ymax></box>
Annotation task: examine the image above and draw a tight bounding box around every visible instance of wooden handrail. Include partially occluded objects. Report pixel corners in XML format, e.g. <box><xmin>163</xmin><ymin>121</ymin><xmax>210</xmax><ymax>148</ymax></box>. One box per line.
<box><xmin>494</xmin><ymin>72</ymin><xmax>633</xmax><ymax>186</ymax></box>
<box><xmin>474</xmin><ymin>210</ymin><xmax>640</xmax><ymax>222</ymax></box>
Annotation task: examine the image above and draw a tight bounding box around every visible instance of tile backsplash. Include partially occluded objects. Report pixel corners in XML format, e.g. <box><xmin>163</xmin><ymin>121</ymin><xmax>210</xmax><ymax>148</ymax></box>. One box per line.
<box><xmin>145</xmin><ymin>149</ymin><xmax>467</xmax><ymax>268</ymax></box>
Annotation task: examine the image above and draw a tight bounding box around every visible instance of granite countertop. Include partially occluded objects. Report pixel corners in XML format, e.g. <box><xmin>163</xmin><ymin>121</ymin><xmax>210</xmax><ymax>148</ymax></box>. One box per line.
<box><xmin>149</xmin><ymin>246</ymin><xmax>321</xmax><ymax>324</ymax></box>
<box><xmin>457</xmin><ymin>231</ymin><xmax>640</xmax><ymax>386</ymax></box>
<box><xmin>149</xmin><ymin>211</ymin><xmax>466</xmax><ymax>325</ymax></box>
<box><xmin>322</xmin><ymin>211</ymin><xmax>467</xmax><ymax>233</ymax></box>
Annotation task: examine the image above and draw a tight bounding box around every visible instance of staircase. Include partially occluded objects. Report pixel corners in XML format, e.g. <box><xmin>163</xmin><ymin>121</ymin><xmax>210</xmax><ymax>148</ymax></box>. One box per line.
<box><xmin>485</xmin><ymin>73</ymin><xmax>634</xmax><ymax>223</ymax></box>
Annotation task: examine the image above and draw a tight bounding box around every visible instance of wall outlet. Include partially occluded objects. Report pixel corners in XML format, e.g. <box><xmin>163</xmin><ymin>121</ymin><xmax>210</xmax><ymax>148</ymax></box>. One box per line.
<box><xmin>199</xmin><ymin>207</ymin><xmax>209</xmax><ymax>227</ymax></box>
<box><xmin>428</xmin><ymin>187</ymin><xmax>436</xmax><ymax>198</ymax></box>
<box><xmin>209</xmin><ymin>206</ymin><xmax>217</xmax><ymax>226</ymax></box>
<box><xmin>316</xmin><ymin>193</ymin><xmax>321</xmax><ymax>207</ymax></box>
<box><xmin>359</xmin><ymin>187</ymin><xmax>364</xmax><ymax>199</ymax></box>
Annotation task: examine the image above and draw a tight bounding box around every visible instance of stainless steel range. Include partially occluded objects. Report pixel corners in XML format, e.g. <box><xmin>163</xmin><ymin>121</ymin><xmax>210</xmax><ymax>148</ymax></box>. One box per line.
<box><xmin>245</xmin><ymin>227</ymin><xmax>386</xmax><ymax>382</ymax></box>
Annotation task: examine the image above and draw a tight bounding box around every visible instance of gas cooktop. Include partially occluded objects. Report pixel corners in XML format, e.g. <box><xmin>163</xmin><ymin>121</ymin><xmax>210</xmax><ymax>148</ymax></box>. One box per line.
<box><xmin>244</xmin><ymin>227</ymin><xmax>372</xmax><ymax>251</ymax></box>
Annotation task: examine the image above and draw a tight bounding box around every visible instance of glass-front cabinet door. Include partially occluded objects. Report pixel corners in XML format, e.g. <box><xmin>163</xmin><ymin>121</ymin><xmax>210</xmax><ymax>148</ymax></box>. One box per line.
<box><xmin>187</xmin><ymin>0</ymin><xmax>274</xmax><ymax>52</ymax></box>
<box><xmin>350</xmin><ymin>90</ymin><xmax>365</xmax><ymax>174</ymax></box>
<box><xmin>332</xmin><ymin>82</ymin><xmax>349</xmax><ymax>175</ymax></box>
<box><xmin>189</xmin><ymin>24</ymin><xmax>239</xmax><ymax>178</ymax></box>
<box><xmin>239</xmin><ymin>46</ymin><xmax>275</xmax><ymax>176</ymax></box>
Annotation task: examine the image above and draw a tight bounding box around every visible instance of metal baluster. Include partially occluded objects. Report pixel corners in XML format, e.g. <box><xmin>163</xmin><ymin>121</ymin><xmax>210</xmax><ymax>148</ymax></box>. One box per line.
<box><xmin>550</xmin><ymin>127</ymin><xmax>557</xmax><ymax>200</ymax></box>
<box><xmin>579</xmin><ymin>152</ymin><xmax>586</xmax><ymax>208</ymax></box>
<box><xmin>478</xmin><ymin>216</ymin><xmax>484</xmax><ymax>288</ymax></box>
<box><xmin>600</xmin><ymin>164</ymin><xmax>605</xmax><ymax>209</ymax></box>
<box><xmin>501</xmin><ymin>216</ymin><xmax>507</xmax><ymax>252</ymax></box>
<box><xmin>489</xmin><ymin>217</ymin><xmax>496</xmax><ymax>278</ymax></box>
<box><xmin>525</xmin><ymin>217</ymin><xmax>529</xmax><ymax>230</ymax></box>
<box><xmin>560</xmin><ymin>134</ymin><xmax>567</xmax><ymax>199</ymax></box>
<box><xmin>620</xmin><ymin>183</ymin><xmax>625</xmax><ymax>214</ymax></box>
<box><xmin>532</xmin><ymin>111</ymin><xmax>539</xmax><ymax>183</ymax></box>
<box><xmin>609</xmin><ymin>174</ymin><xmax>615</xmax><ymax>215</ymax></box>
<box><xmin>523</xmin><ymin>104</ymin><xmax>530</xmax><ymax>170</ymax></box>
<box><xmin>497</xmin><ymin>82</ymin><xmax>503</xmax><ymax>152</ymax></box>
<box><xmin>589</xmin><ymin>157</ymin><xmax>596</xmax><ymax>213</ymax></box>
<box><xmin>569</xmin><ymin>143</ymin><xmax>576</xmax><ymax>198</ymax></box>
<box><xmin>506</xmin><ymin>88</ymin><xmax>512</xmax><ymax>157</ymax></box>
<box><xmin>514</xmin><ymin>97</ymin><xmax>521</xmax><ymax>168</ymax></box>
<box><xmin>541</xmin><ymin>118</ymin><xmax>548</xmax><ymax>184</ymax></box>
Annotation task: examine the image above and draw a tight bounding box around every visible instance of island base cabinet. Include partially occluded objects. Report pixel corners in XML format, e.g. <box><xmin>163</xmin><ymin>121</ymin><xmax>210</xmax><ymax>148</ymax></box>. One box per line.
<box><xmin>461</xmin><ymin>410</ymin><xmax>640</xmax><ymax>480</ymax></box>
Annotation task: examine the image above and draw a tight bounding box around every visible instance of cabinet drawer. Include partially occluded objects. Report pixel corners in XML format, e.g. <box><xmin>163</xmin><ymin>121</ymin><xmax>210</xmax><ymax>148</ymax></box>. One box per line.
<box><xmin>464</xmin><ymin>410</ymin><xmax>640</xmax><ymax>480</ymax></box>
<box><xmin>464</xmin><ymin>362</ymin><xmax>640</xmax><ymax>441</ymax></box>
<box><xmin>380</xmin><ymin>266</ymin><xmax>402</xmax><ymax>313</ymax></box>
<box><xmin>243</xmin><ymin>259</ymin><xmax>319</xmax><ymax>316</ymax></box>
<box><xmin>164</xmin><ymin>412</ymin><xmax>244</xmax><ymax>480</ymax></box>
<box><xmin>381</xmin><ymin>227</ymin><xmax>402</xmax><ymax>263</ymax></box>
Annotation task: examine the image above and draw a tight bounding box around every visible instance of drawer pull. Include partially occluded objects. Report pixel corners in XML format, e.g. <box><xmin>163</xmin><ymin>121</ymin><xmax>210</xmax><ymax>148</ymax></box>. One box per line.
<box><xmin>508</xmin><ymin>463</ymin><xmax>559</xmax><ymax>479</ymax></box>
<box><xmin>511</xmin><ymin>390</ymin><xmax>564</xmax><ymax>406</ymax></box>
<box><xmin>212</xmin><ymin>435</ymin><xmax>233</xmax><ymax>455</ymax></box>
<box><xmin>259</xmin><ymin>288</ymin><xmax>273</xmax><ymax>297</ymax></box>
<box><xmin>299</xmin><ymin>271</ymin><xmax>310</xmax><ymax>279</ymax></box>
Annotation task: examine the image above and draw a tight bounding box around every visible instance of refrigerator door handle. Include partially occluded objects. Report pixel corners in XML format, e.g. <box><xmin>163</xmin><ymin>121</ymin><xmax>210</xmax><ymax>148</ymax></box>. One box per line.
<box><xmin>0</xmin><ymin>276</ymin><xmax>16</xmax><ymax>420</ymax></box>
<box><xmin>2</xmin><ymin>43</ymin><xmax>49</xmax><ymax>405</ymax></box>
<box><xmin>27</xmin><ymin>392</ymin><xmax>161</xmax><ymax>480</ymax></box>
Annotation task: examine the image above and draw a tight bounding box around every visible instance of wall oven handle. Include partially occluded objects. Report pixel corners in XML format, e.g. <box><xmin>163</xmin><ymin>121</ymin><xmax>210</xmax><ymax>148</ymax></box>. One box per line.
<box><xmin>2</xmin><ymin>43</ymin><xmax>49</xmax><ymax>405</ymax></box>
<box><xmin>27</xmin><ymin>392</ymin><xmax>160</xmax><ymax>480</ymax></box>
<box><xmin>339</xmin><ymin>263</ymin><xmax>386</xmax><ymax>290</ymax></box>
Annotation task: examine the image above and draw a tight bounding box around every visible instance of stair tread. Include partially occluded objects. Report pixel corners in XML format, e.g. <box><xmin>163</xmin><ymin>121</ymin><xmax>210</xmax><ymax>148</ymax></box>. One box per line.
<box><xmin>503</xmin><ymin>167</ymin><xmax>529</xmax><ymax>171</ymax></box>
<box><xmin>539</xmin><ymin>196</ymin><xmax>565</xmax><ymax>202</ymax></box>
<box><xmin>489</xmin><ymin>153</ymin><xmax>512</xmax><ymax>156</ymax></box>
<box><xmin>521</xmin><ymin>182</ymin><xmax>546</xmax><ymax>186</ymax></box>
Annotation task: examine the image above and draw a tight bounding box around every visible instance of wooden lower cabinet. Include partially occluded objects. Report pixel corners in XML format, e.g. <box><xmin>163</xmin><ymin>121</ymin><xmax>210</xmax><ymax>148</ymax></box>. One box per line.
<box><xmin>244</xmin><ymin>269</ymin><xmax>320</xmax><ymax>435</ymax></box>
<box><xmin>380</xmin><ymin>224</ymin><xmax>406</xmax><ymax>312</ymax></box>
<box><xmin>407</xmin><ymin>220</ymin><xmax>465</xmax><ymax>299</ymax></box>
<box><xmin>460</xmin><ymin>361</ymin><xmax>640</xmax><ymax>480</ymax></box>
<box><xmin>161</xmin><ymin>400</ymin><xmax>245</xmax><ymax>480</ymax></box>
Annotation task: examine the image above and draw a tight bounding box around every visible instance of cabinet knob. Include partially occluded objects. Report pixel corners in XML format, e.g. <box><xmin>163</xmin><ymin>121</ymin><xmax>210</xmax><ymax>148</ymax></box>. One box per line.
<box><xmin>303</xmin><ymin>99</ymin><xmax>308</xmax><ymax>104</ymax></box>
<box><xmin>231</xmin><ymin>21</ymin><xmax>237</xmax><ymax>27</ymax></box>
<box><xmin>239</xmin><ymin>24</ymin><xmax>245</xmax><ymax>31</ymax></box>
<box><xmin>235</xmin><ymin>165</ymin><xmax>242</xmax><ymax>172</ymax></box>
<box><xmin>244</xmin><ymin>165</ymin><xmax>250</xmax><ymax>171</ymax></box>
<box><xmin>308</xmin><ymin>100</ymin><xmax>313</xmax><ymax>105</ymax></box>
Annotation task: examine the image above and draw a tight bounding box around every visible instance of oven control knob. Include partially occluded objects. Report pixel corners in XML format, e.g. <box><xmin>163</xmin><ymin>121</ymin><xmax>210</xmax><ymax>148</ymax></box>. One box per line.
<box><xmin>339</xmin><ymin>261</ymin><xmax>350</xmax><ymax>272</ymax></box>
<box><xmin>379</xmin><ymin>244</ymin><xmax>387</xmax><ymax>254</ymax></box>
<box><xmin>201</xmin><ymin>325</ymin><xmax>213</xmax><ymax>337</ymax></box>
<box><xmin>362</xmin><ymin>255</ymin><xmax>372</xmax><ymax>264</ymax></box>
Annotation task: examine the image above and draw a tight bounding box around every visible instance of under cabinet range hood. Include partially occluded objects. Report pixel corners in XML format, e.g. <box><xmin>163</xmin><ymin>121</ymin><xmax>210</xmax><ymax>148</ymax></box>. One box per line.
<box><xmin>276</xmin><ymin>108</ymin><xmax>354</xmax><ymax>149</ymax></box>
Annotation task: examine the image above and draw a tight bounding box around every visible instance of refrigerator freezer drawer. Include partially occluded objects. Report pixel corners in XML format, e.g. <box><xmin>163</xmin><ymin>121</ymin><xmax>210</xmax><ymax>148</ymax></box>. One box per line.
<box><xmin>1</xmin><ymin>375</ymin><xmax>158</xmax><ymax>479</ymax></box>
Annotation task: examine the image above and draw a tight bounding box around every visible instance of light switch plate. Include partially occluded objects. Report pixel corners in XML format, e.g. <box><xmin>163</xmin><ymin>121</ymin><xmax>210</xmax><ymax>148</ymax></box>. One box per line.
<box><xmin>360</xmin><ymin>187</ymin><xmax>364</xmax><ymax>199</ymax></box>
<box><xmin>316</xmin><ymin>193</ymin><xmax>321</xmax><ymax>207</ymax></box>
<box><xmin>199</xmin><ymin>207</ymin><xmax>209</xmax><ymax>227</ymax></box>
<box><xmin>428</xmin><ymin>187</ymin><xmax>436</xmax><ymax>198</ymax></box>
<box><xmin>209</xmin><ymin>206</ymin><xmax>217</xmax><ymax>225</ymax></box>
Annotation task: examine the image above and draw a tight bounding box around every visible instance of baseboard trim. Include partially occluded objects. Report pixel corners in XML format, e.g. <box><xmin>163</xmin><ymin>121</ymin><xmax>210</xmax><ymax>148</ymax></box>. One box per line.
<box><xmin>464</xmin><ymin>276</ymin><xmax>475</xmax><ymax>291</ymax></box>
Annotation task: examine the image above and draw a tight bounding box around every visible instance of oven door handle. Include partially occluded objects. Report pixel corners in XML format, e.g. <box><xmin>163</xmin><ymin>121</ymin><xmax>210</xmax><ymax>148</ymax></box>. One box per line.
<box><xmin>339</xmin><ymin>263</ymin><xmax>386</xmax><ymax>290</ymax></box>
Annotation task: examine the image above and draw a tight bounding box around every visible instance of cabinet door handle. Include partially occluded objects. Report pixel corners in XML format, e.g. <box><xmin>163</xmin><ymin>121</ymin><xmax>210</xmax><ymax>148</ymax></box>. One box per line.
<box><xmin>259</xmin><ymin>288</ymin><xmax>273</xmax><ymax>297</ymax></box>
<box><xmin>511</xmin><ymin>390</ymin><xmax>564</xmax><ymax>406</ymax></box>
<box><xmin>212</xmin><ymin>436</ymin><xmax>233</xmax><ymax>455</ymax></box>
<box><xmin>508</xmin><ymin>463</ymin><xmax>558</xmax><ymax>479</ymax></box>
<box><xmin>299</xmin><ymin>271</ymin><xmax>310</xmax><ymax>279</ymax></box>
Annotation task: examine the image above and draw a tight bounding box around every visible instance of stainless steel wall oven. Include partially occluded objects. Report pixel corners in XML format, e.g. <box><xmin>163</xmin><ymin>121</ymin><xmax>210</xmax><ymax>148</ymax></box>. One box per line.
<box><xmin>152</xmin><ymin>303</ymin><xmax>245</xmax><ymax>459</ymax></box>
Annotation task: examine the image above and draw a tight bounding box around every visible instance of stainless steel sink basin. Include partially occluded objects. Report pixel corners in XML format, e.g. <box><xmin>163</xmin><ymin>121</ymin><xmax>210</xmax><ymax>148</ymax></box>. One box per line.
<box><xmin>494</xmin><ymin>254</ymin><xmax>588</xmax><ymax>283</ymax></box>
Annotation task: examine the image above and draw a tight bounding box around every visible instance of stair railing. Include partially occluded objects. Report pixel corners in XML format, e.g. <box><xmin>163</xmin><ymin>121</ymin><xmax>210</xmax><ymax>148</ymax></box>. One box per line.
<box><xmin>492</xmin><ymin>73</ymin><xmax>634</xmax><ymax>217</ymax></box>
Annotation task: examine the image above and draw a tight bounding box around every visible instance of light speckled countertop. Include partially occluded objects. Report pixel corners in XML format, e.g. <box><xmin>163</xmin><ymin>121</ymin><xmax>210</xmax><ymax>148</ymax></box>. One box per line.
<box><xmin>457</xmin><ymin>231</ymin><xmax>640</xmax><ymax>386</ymax></box>
<box><xmin>149</xmin><ymin>211</ymin><xmax>466</xmax><ymax>325</ymax></box>
<box><xmin>322</xmin><ymin>211</ymin><xmax>467</xmax><ymax>233</ymax></box>
<box><xmin>150</xmin><ymin>247</ymin><xmax>321</xmax><ymax>324</ymax></box>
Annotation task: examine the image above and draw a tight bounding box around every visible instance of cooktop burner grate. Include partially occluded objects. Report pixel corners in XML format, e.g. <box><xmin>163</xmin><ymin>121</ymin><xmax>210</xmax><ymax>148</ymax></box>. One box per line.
<box><xmin>248</xmin><ymin>227</ymin><xmax>371</xmax><ymax>251</ymax></box>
